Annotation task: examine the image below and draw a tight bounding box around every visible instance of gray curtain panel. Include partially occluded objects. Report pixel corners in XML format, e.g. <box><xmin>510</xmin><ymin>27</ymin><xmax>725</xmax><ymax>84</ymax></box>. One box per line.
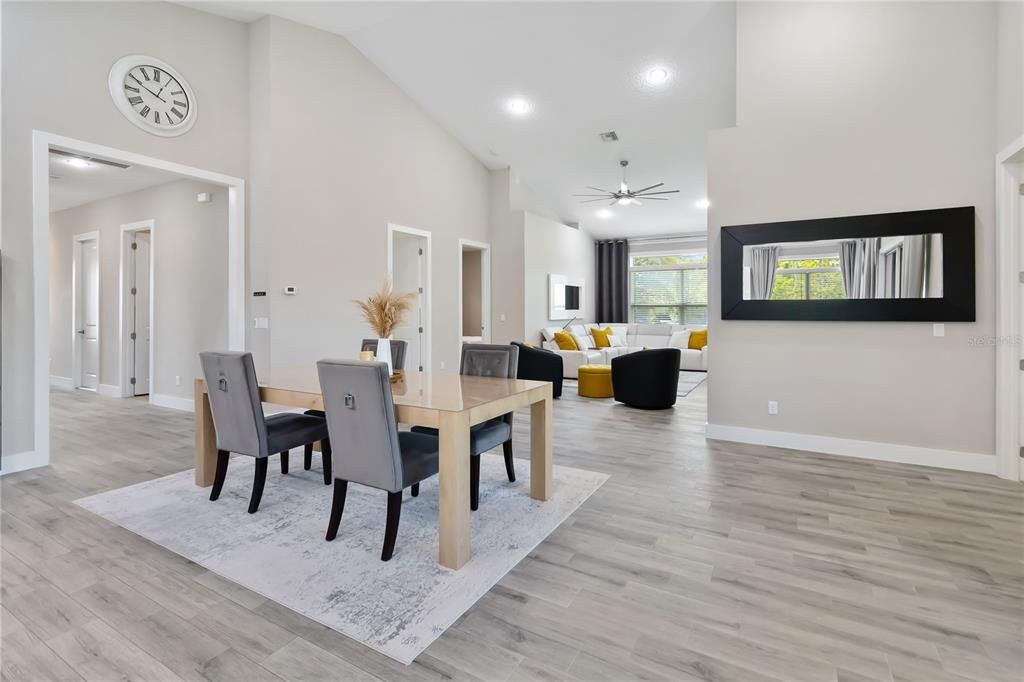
<box><xmin>900</xmin><ymin>235</ymin><xmax>926</xmax><ymax>298</ymax></box>
<box><xmin>595</xmin><ymin>239</ymin><xmax>629</xmax><ymax>323</ymax></box>
<box><xmin>858</xmin><ymin>237</ymin><xmax>881</xmax><ymax>299</ymax></box>
<box><xmin>749</xmin><ymin>245</ymin><xmax>778</xmax><ymax>300</ymax></box>
<box><xmin>839</xmin><ymin>240</ymin><xmax>859</xmax><ymax>299</ymax></box>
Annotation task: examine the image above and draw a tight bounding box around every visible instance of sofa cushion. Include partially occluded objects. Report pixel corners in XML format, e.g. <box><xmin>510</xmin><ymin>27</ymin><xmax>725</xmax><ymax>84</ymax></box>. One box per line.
<box><xmin>668</xmin><ymin>330</ymin><xmax>691</xmax><ymax>349</ymax></box>
<box><xmin>571</xmin><ymin>332</ymin><xmax>595</xmax><ymax>350</ymax></box>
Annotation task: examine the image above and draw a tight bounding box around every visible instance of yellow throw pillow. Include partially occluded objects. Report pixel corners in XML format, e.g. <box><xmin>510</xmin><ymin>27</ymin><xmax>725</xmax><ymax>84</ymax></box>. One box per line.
<box><xmin>522</xmin><ymin>341</ymin><xmax>535</xmax><ymax>349</ymax></box>
<box><xmin>590</xmin><ymin>327</ymin><xmax>614</xmax><ymax>348</ymax></box>
<box><xmin>553</xmin><ymin>330</ymin><xmax>579</xmax><ymax>351</ymax></box>
<box><xmin>688</xmin><ymin>329</ymin><xmax>708</xmax><ymax>350</ymax></box>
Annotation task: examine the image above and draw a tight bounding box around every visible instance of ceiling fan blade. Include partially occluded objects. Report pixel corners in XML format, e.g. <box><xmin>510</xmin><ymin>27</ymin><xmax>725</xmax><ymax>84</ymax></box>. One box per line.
<box><xmin>631</xmin><ymin>182</ymin><xmax>664</xmax><ymax>194</ymax></box>
<box><xmin>609</xmin><ymin>199</ymin><xmax>619</xmax><ymax>207</ymax></box>
<box><xmin>586</xmin><ymin>186</ymin><xmax>611</xmax><ymax>193</ymax></box>
<box><xmin>634</xmin><ymin>189</ymin><xmax>681</xmax><ymax>196</ymax></box>
<box><xmin>574</xmin><ymin>193</ymin><xmax>612</xmax><ymax>197</ymax></box>
<box><xmin>579</xmin><ymin>198</ymin><xmax>610</xmax><ymax>203</ymax></box>
<box><xmin>637</xmin><ymin>197</ymin><xmax>669</xmax><ymax>200</ymax></box>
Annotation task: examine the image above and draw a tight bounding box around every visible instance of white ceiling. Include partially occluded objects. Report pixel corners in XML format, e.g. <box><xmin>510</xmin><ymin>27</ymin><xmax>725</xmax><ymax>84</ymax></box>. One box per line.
<box><xmin>48</xmin><ymin>150</ymin><xmax>185</xmax><ymax>212</ymax></box>
<box><xmin>189</xmin><ymin>2</ymin><xmax>736</xmax><ymax>238</ymax></box>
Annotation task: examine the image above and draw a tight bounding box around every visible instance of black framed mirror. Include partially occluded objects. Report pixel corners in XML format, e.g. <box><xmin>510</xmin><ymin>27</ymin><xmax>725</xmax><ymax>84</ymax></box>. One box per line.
<box><xmin>721</xmin><ymin>206</ymin><xmax>975</xmax><ymax>321</ymax></box>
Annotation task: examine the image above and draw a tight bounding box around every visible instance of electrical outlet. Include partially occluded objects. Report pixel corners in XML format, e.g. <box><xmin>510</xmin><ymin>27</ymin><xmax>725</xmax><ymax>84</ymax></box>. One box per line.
<box><xmin>768</xmin><ymin>400</ymin><xmax>779</xmax><ymax>415</ymax></box>
<box><xmin>500</xmin><ymin>313</ymin><xmax>506</xmax><ymax>322</ymax></box>
<box><xmin>933</xmin><ymin>323</ymin><xmax>945</xmax><ymax>337</ymax></box>
<box><xmin>175</xmin><ymin>375</ymin><xmax>181</xmax><ymax>386</ymax></box>
<box><xmin>440</xmin><ymin>361</ymin><xmax>446</xmax><ymax>370</ymax></box>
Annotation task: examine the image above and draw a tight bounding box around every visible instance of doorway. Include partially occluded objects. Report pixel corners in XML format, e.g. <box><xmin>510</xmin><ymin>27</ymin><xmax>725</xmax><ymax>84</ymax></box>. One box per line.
<box><xmin>72</xmin><ymin>232</ymin><xmax>100</xmax><ymax>390</ymax></box>
<box><xmin>996</xmin><ymin>138</ymin><xmax>1024</xmax><ymax>480</ymax></box>
<box><xmin>120</xmin><ymin>220</ymin><xmax>153</xmax><ymax>397</ymax></box>
<box><xmin>458</xmin><ymin>239</ymin><xmax>491</xmax><ymax>350</ymax></box>
<box><xmin>388</xmin><ymin>224</ymin><xmax>431</xmax><ymax>373</ymax></box>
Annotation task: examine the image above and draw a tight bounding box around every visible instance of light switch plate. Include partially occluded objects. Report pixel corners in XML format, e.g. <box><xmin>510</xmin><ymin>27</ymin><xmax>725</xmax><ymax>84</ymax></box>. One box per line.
<box><xmin>933</xmin><ymin>323</ymin><xmax>945</xmax><ymax>337</ymax></box>
<box><xmin>254</xmin><ymin>317</ymin><xmax>269</xmax><ymax>329</ymax></box>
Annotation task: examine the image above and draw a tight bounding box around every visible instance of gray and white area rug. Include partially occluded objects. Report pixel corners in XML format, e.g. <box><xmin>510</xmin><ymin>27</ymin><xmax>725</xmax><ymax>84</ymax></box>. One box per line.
<box><xmin>75</xmin><ymin>454</ymin><xmax>608</xmax><ymax>664</ymax></box>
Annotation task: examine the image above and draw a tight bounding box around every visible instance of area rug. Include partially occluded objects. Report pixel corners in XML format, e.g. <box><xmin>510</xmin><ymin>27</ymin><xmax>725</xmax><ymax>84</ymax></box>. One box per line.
<box><xmin>74</xmin><ymin>455</ymin><xmax>607</xmax><ymax>665</ymax></box>
<box><xmin>564</xmin><ymin>369</ymin><xmax>707</xmax><ymax>398</ymax></box>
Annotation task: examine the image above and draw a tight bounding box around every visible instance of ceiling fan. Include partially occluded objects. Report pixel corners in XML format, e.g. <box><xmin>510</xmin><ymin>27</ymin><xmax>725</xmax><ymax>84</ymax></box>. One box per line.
<box><xmin>575</xmin><ymin>160</ymin><xmax>680</xmax><ymax>206</ymax></box>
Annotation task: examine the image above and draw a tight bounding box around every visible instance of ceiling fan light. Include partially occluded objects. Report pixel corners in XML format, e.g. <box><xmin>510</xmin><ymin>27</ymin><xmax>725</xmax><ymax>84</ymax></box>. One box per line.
<box><xmin>616</xmin><ymin>197</ymin><xmax>631</xmax><ymax>205</ymax></box>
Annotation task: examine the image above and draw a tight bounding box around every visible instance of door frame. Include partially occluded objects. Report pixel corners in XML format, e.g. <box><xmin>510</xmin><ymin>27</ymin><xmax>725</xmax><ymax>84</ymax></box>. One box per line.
<box><xmin>71</xmin><ymin>231</ymin><xmax>100</xmax><ymax>390</ymax></box>
<box><xmin>386</xmin><ymin>223</ymin><xmax>432</xmax><ymax>372</ymax></box>
<box><xmin>457</xmin><ymin>238</ymin><xmax>492</xmax><ymax>353</ymax></box>
<box><xmin>26</xmin><ymin>130</ymin><xmax>246</xmax><ymax>475</ymax></box>
<box><xmin>996</xmin><ymin>136</ymin><xmax>1024</xmax><ymax>481</ymax></box>
<box><xmin>118</xmin><ymin>219</ymin><xmax>156</xmax><ymax>399</ymax></box>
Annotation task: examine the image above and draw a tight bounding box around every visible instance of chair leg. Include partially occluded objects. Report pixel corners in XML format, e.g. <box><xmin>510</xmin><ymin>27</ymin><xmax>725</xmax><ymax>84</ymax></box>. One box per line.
<box><xmin>325</xmin><ymin>479</ymin><xmax>348</xmax><ymax>541</ymax></box>
<box><xmin>470</xmin><ymin>455</ymin><xmax>480</xmax><ymax>512</ymax></box>
<box><xmin>210</xmin><ymin>450</ymin><xmax>230</xmax><ymax>501</ymax></box>
<box><xmin>280</xmin><ymin>451</ymin><xmax>289</xmax><ymax>475</ymax></box>
<box><xmin>304</xmin><ymin>443</ymin><xmax>313</xmax><ymax>470</ymax></box>
<box><xmin>321</xmin><ymin>438</ymin><xmax>333</xmax><ymax>486</ymax></box>
<box><xmin>382</xmin><ymin>491</ymin><xmax>403</xmax><ymax>561</ymax></box>
<box><xmin>410</xmin><ymin>483</ymin><xmax>419</xmax><ymax>497</ymax></box>
<box><xmin>503</xmin><ymin>440</ymin><xmax>516</xmax><ymax>482</ymax></box>
<box><xmin>248</xmin><ymin>458</ymin><xmax>268</xmax><ymax>514</ymax></box>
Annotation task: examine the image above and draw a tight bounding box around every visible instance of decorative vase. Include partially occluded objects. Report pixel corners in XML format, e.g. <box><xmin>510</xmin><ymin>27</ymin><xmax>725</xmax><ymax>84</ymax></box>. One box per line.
<box><xmin>376</xmin><ymin>337</ymin><xmax>393</xmax><ymax>376</ymax></box>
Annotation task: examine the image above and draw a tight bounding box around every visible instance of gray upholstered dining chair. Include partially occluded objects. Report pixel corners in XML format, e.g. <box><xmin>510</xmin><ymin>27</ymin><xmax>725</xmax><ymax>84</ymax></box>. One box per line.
<box><xmin>411</xmin><ymin>343</ymin><xmax>519</xmax><ymax>511</ymax></box>
<box><xmin>360</xmin><ymin>339</ymin><xmax>408</xmax><ymax>372</ymax></box>
<box><xmin>317</xmin><ymin>359</ymin><xmax>440</xmax><ymax>561</ymax></box>
<box><xmin>200</xmin><ymin>351</ymin><xmax>331</xmax><ymax>513</ymax></box>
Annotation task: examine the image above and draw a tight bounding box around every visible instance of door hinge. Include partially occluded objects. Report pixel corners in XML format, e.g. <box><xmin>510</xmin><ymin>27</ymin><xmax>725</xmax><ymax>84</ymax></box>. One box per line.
<box><xmin>419</xmin><ymin>365</ymin><xmax>424</xmax><ymax>372</ymax></box>
<box><xmin>418</xmin><ymin>248</ymin><xmax>423</xmax><ymax>256</ymax></box>
<box><xmin>131</xmin><ymin>287</ymin><xmax>137</xmax><ymax>295</ymax></box>
<box><xmin>130</xmin><ymin>332</ymin><xmax>137</xmax><ymax>341</ymax></box>
<box><xmin>130</xmin><ymin>377</ymin><xmax>136</xmax><ymax>385</ymax></box>
<box><xmin>418</xmin><ymin>326</ymin><xmax>423</xmax><ymax>333</ymax></box>
<box><xmin>131</xmin><ymin>242</ymin><xmax>138</xmax><ymax>250</ymax></box>
<box><xmin>418</xmin><ymin>287</ymin><xmax>423</xmax><ymax>293</ymax></box>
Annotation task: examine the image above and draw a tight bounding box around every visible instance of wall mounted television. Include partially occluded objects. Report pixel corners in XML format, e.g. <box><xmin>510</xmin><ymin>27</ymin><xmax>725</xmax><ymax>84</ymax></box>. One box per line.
<box><xmin>721</xmin><ymin>206</ymin><xmax>975</xmax><ymax>321</ymax></box>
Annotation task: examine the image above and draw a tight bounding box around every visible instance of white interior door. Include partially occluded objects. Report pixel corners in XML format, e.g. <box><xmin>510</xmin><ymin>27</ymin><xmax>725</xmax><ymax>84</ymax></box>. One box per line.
<box><xmin>131</xmin><ymin>232</ymin><xmax>152</xmax><ymax>396</ymax></box>
<box><xmin>76</xmin><ymin>239</ymin><xmax>100</xmax><ymax>390</ymax></box>
<box><xmin>392</xmin><ymin>232</ymin><xmax>426</xmax><ymax>372</ymax></box>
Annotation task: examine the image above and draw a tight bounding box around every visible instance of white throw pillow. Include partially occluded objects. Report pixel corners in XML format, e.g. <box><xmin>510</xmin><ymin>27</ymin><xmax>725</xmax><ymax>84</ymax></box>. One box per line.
<box><xmin>541</xmin><ymin>327</ymin><xmax>562</xmax><ymax>342</ymax></box>
<box><xmin>607</xmin><ymin>334</ymin><xmax>625</xmax><ymax>347</ymax></box>
<box><xmin>570</xmin><ymin>332</ymin><xmax>594</xmax><ymax>350</ymax></box>
<box><xmin>668</xmin><ymin>330</ymin><xmax>691</xmax><ymax>349</ymax></box>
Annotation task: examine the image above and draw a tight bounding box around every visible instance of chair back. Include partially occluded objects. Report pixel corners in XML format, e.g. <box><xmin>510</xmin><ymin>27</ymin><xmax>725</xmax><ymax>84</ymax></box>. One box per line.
<box><xmin>460</xmin><ymin>344</ymin><xmax>519</xmax><ymax>425</ymax></box>
<box><xmin>360</xmin><ymin>339</ymin><xmax>408</xmax><ymax>371</ymax></box>
<box><xmin>317</xmin><ymin>359</ymin><xmax>404</xmax><ymax>492</ymax></box>
<box><xmin>199</xmin><ymin>351</ymin><xmax>268</xmax><ymax>457</ymax></box>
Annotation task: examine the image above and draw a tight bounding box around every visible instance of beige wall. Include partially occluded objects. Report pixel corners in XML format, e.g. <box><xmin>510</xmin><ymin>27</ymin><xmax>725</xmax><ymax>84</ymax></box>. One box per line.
<box><xmin>2</xmin><ymin>1</ymin><xmax>248</xmax><ymax>456</ymax></box>
<box><xmin>462</xmin><ymin>249</ymin><xmax>482</xmax><ymax>336</ymax></box>
<box><xmin>997</xmin><ymin>1</ymin><xmax>1024</xmax><ymax>151</ymax></box>
<box><xmin>708</xmin><ymin>2</ymin><xmax>997</xmax><ymax>456</ymax></box>
<box><xmin>249</xmin><ymin>16</ymin><xmax>490</xmax><ymax>374</ymax></box>
<box><xmin>524</xmin><ymin>212</ymin><xmax>595</xmax><ymax>344</ymax></box>
<box><xmin>488</xmin><ymin>169</ymin><xmax>527</xmax><ymax>344</ymax></box>
<box><xmin>49</xmin><ymin>180</ymin><xmax>228</xmax><ymax>400</ymax></box>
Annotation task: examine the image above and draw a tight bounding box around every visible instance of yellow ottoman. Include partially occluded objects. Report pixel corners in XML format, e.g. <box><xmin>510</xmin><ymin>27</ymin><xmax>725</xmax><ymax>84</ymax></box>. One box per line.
<box><xmin>577</xmin><ymin>364</ymin><xmax>613</xmax><ymax>398</ymax></box>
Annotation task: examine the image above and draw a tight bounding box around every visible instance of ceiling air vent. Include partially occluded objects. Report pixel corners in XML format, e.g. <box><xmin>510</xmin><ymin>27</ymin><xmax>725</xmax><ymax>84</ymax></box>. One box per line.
<box><xmin>50</xmin><ymin>148</ymin><xmax>131</xmax><ymax>170</ymax></box>
<box><xmin>599</xmin><ymin>131</ymin><xmax>619</xmax><ymax>142</ymax></box>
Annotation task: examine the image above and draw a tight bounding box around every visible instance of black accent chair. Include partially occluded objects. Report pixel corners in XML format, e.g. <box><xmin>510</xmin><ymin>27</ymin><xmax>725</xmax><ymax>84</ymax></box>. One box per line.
<box><xmin>512</xmin><ymin>342</ymin><xmax>563</xmax><ymax>399</ymax></box>
<box><xmin>199</xmin><ymin>351</ymin><xmax>331</xmax><ymax>513</ymax></box>
<box><xmin>411</xmin><ymin>344</ymin><xmax>519</xmax><ymax>511</ymax></box>
<box><xmin>611</xmin><ymin>348</ymin><xmax>681</xmax><ymax>410</ymax></box>
<box><xmin>318</xmin><ymin>359</ymin><xmax>439</xmax><ymax>561</ymax></box>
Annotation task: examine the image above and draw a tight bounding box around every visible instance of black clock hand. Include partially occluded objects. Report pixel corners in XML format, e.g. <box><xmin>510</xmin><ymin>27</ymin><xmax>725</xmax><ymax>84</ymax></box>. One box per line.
<box><xmin>130</xmin><ymin>75</ymin><xmax>166</xmax><ymax>103</ymax></box>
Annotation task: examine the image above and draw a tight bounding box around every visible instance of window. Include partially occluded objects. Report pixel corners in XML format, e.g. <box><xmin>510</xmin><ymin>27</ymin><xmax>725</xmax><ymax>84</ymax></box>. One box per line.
<box><xmin>769</xmin><ymin>257</ymin><xmax>844</xmax><ymax>301</ymax></box>
<box><xmin>629</xmin><ymin>252</ymin><xmax>708</xmax><ymax>324</ymax></box>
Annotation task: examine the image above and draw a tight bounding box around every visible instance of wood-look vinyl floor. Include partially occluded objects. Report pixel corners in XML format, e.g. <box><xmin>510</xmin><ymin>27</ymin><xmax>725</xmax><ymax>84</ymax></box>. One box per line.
<box><xmin>1</xmin><ymin>384</ymin><xmax>1022</xmax><ymax>681</ymax></box>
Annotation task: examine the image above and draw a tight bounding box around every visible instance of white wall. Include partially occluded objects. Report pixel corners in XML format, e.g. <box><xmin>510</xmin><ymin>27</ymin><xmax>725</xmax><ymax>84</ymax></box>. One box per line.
<box><xmin>2</xmin><ymin>1</ymin><xmax>248</xmax><ymax>457</ymax></box>
<box><xmin>997</xmin><ymin>1</ymin><xmax>1024</xmax><ymax>151</ymax></box>
<box><xmin>248</xmin><ymin>16</ymin><xmax>490</xmax><ymax>374</ymax></box>
<box><xmin>488</xmin><ymin>169</ymin><xmax>526</xmax><ymax>344</ymax></box>
<box><xmin>49</xmin><ymin>180</ymin><xmax>228</xmax><ymax>400</ymax></box>
<box><xmin>524</xmin><ymin>213</ymin><xmax>595</xmax><ymax>343</ymax></box>
<box><xmin>708</xmin><ymin>2</ymin><xmax>997</xmax><ymax>458</ymax></box>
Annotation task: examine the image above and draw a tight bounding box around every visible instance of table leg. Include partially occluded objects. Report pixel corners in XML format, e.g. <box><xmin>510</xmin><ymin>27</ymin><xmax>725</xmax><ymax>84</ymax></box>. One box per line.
<box><xmin>194</xmin><ymin>379</ymin><xmax>217</xmax><ymax>487</ymax></box>
<box><xmin>438</xmin><ymin>410</ymin><xmax>471</xmax><ymax>569</ymax></box>
<box><xmin>530</xmin><ymin>386</ymin><xmax>553</xmax><ymax>501</ymax></box>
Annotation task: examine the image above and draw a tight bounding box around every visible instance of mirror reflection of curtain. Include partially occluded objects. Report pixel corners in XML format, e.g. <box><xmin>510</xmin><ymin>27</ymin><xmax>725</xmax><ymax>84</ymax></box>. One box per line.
<box><xmin>858</xmin><ymin>237</ymin><xmax>881</xmax><ymax>299</ymax></box>
<box><xmin>749</xmin><ymin>245</ymin><xmax>778</xmax><ymax>300</ymax></box>
<box><xmin>900</xmin><ymin>235</ymin><xmax>926</xmax><ymax>298</ymax></box>
<box><xmin>839</xmin><ymin>241</ymin><xmax>859</xmax><ymax>298</ymax></box>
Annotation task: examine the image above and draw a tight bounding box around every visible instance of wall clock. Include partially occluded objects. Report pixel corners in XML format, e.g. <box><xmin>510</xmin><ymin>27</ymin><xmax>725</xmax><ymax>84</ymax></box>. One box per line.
<box><xmin>108</xmin><ymin>55</ymin><xmax>196</xmax><ymax>137</ymax></box>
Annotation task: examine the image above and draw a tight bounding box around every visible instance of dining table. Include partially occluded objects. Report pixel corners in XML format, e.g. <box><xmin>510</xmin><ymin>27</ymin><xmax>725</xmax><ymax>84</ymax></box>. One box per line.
<box><xmin>194</xmin><ymin>368</ymin><xmax>554</xmax><ymax>570</ymax></box>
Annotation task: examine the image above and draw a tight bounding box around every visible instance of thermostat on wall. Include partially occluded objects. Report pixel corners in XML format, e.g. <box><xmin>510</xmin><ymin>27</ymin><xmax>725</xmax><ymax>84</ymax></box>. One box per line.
<box><xmin>283</xmin><ymin>286</ymin><xmax>297</xmax><ymax>296</ymax></box>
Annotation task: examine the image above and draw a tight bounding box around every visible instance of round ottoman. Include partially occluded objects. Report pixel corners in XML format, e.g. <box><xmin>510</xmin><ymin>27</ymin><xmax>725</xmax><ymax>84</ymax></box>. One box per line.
<box><xmin>577</xmin><ymin>364</ymin><xmax>613</xmax><ymax>398</ymax></box>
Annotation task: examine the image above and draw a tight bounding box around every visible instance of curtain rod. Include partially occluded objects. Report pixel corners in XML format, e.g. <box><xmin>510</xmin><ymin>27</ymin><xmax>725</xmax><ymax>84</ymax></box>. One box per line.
<box><xmin>627</xmin><ymin>233</ymin><xmax>707</xmax><ymax>244</ymax></box>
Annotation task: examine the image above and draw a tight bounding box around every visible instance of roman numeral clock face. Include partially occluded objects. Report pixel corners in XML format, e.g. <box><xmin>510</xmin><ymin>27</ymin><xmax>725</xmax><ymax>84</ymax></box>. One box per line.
<box><xmin>108</xmin><ymin>56</ymin><xmax>196</xmax><ymax>136</ymax></box>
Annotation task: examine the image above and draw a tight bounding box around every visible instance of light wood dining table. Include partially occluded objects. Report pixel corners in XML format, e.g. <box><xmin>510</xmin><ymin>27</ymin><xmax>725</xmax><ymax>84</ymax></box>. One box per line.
<box><xmin>194</xmin><ymin>369</ymin><xmax>553</xmax><ymax>570</ymax></box>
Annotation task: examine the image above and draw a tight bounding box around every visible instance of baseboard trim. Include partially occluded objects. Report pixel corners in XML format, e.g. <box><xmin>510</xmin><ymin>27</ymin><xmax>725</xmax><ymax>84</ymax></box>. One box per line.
<box><xmin>98</xmin><ymin>383</ymin><xmax>122</xmax><ymax>398</ymax></box>
<box><xmin>704</xmin><ymin>423</ymin><xmax>996</xmax><ymax>475</ymax></box>
<box><xmin>150</xmin><ymin>393</ymin><xmax>195</xmax><ymax>412</ymax></box>
<box><xmin>50</xmin><ymin>375</ymin><xmax>72</xmax><ymax>390</ymax></box>
<box><xmin>0</xmin><ymin>450</ymin><xmax>48</xmax><ymax>476</ymax></box>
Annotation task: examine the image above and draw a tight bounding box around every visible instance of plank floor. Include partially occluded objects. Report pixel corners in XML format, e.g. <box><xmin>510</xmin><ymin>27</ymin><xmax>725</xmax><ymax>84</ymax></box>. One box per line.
<box><xmin>2</xmin><ymin>383</ymin><xmax>1022</xmax><ymax>681</ymax></box>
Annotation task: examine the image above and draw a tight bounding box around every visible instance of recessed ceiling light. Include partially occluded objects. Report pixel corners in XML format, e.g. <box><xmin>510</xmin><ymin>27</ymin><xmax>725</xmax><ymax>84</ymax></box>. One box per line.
<box><xmin>695</xmin><ymin>198</ymin><xmax>711</xmax><ymax>210</ymax></box>
<box><xmin>596</xmin><ymin>209</ymin><xmax>613</xmax><ymax>219</ymax></box>
<box><xmin>645</xmin><ymin>67</ymin><xmax>671</xmax><ymax>86</ymax></box>
<box><xmin>66</xmin><ymin>158</ymin><xmax>91</xmax><ymax>169</ymax></box>
<box><xmin>506</xmin><ymin>98</ymin><xmax>532</xmax><ymax>116</ymax></box>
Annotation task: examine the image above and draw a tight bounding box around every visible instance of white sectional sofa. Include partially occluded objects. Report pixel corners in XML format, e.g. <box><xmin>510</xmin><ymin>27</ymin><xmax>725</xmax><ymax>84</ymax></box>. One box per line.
<box><xmin>540</xmin><ymin>323</ymin><xmax>708</xmax><ymax>378</ymax></box>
